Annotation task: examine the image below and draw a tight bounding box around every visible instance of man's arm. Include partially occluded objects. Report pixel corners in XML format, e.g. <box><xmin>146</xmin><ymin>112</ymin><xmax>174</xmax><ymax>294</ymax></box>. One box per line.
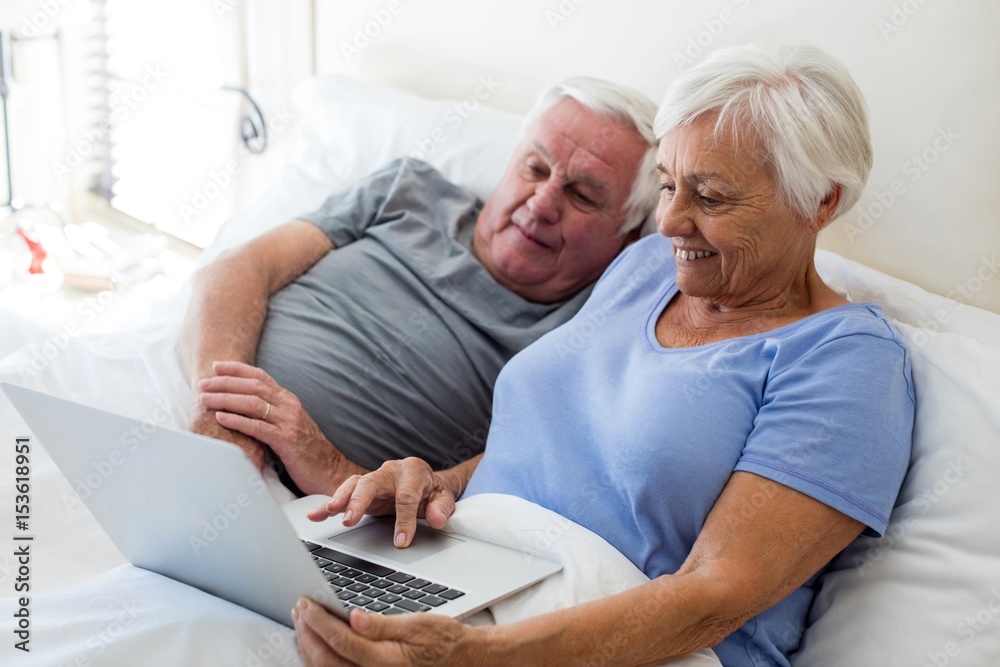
<box><xmin>178</xmin><ymin>220</ymin><xmax>334</xmax><ymax>468</ymax></box>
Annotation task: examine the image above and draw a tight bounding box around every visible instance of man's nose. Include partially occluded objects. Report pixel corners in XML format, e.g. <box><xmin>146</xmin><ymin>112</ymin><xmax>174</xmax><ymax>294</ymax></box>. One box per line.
<box><xmin>526</xmin><ymin>180</ymin><xmax>562</xmax><ymax>225</ymax></box>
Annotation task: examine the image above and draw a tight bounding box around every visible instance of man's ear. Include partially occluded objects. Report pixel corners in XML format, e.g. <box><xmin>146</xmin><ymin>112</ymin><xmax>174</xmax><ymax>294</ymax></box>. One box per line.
<box><xmin>809</xmin><ymin>185</ymin><xmax>843</xmax><ymax>234</ymax></box>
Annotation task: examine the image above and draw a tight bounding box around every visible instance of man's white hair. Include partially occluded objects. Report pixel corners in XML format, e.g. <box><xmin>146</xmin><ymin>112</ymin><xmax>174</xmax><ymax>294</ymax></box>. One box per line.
<box><xmin>520</xmin><ymin>77</ymin><xmax>659</xmax><ymax>236</ymax></box>
<box><xmin>654</xmin><ymin>43</ymin><xmax>873</xmax><ymax>224</ymax></box>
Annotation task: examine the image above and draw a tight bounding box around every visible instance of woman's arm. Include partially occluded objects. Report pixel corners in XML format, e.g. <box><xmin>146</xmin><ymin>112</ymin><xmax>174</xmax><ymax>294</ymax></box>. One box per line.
<box><xmin>477</xmin><ymin>471</ymin><xmax>864</xmax><ymax>664</ymax></box>
<box><xmin>294</xmin><ymin>470</ymin><xmax>863</xmax><ymax>666</ymax></box>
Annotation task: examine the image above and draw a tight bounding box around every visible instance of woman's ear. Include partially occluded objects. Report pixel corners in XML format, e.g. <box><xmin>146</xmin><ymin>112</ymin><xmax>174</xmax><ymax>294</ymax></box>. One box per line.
<box><xmin>809</xmin><ymin>185</ymin><xmax>843</xmax><ymax>234</ymax></box>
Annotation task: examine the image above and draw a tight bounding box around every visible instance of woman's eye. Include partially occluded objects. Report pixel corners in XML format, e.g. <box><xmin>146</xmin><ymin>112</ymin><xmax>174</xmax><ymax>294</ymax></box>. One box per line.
<box><xmin>659</xmin><ymin>183</ymin><xmax>675</xmax><ymax>194</ymax></box>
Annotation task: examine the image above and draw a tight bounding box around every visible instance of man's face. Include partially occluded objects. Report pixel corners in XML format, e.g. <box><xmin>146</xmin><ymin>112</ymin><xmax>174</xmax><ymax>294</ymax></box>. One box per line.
<box><xmin>473</xmin><ymin>99</ymin><xmax>648</xmax><ymax>303</ymax></box>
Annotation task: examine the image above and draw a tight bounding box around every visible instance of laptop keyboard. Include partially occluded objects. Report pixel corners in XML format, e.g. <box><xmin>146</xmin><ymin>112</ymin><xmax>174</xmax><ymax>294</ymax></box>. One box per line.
<box><xmin>303</xmin><ymin>541</ymin><xmax>465</xmax><ymax>615</ymax></box>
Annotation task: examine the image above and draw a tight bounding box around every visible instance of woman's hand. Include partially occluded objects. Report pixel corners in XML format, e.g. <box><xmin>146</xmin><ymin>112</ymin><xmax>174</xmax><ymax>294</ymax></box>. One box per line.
<box><xmin>293</xmin><ymin>598</ymin><xmax>485</xmax><ymax>666</ymax></box>
<box><xmin>309</xmin><ymin>458</ymin><xmax>461</xmax><ymax>548</ymax></box>
<box><xmin>197</xmin><ymin>360</ymin><xmax>366</xmax><ymax>494</ymax></box>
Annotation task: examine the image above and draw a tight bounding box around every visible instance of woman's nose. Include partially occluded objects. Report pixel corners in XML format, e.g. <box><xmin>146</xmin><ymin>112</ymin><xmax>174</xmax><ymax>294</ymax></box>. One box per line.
<box><xmin>656</xmin><ymin>194</ymin><xmax>695</xmax><ymax>238</ymax></box>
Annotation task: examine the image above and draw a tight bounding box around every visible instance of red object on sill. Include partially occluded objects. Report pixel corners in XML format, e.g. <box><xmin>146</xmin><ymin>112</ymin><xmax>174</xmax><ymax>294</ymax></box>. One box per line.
<box><xmin>15</xmin><ymin>227</ymin><xmax>48</xmax><ymax>274</ymax></box>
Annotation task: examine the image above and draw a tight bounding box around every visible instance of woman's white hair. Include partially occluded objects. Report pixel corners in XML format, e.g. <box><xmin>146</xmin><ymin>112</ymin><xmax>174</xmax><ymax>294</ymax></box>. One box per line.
<box><xmin>654</xmin><ymin>43</ymin><xmax>873</xmax><ymax>224</ymax></box>
<box><xmin>519</xmin><ymin>77</ymin><xmax>659</xmax><ymax>236</ymax></box>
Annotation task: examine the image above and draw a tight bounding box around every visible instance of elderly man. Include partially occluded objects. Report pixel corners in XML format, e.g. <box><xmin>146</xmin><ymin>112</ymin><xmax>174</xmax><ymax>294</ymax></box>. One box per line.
<box><xmin>180</xmin><ymin>77</ymin><xmax>657</xmax><ymax>495</ymax></box>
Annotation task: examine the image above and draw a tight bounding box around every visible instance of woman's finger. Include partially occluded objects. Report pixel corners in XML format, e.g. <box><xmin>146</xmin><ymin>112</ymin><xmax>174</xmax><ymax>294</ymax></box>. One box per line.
<box><xmin>293</xmin><ymin>600</ymin><xmax>355</xmax><ymax>666</ymax></box>
<box><xmin>344</xmin><ymin>469</ymin><xmax>398</xmax><ymax>526</ymax></box>
<box><xmin>391</xmin><ymin>460</ymin><xmax>433</xmax><ymax>547</ymax></box>
<box><xmin>424</xmin><ymin>489</ymin><xmax>457</xmax><ymax>530</ymax></box>
<box><xmin>296</xmin><ymin>600</ymin><xmax>398</xmax><ymax>666</ymax></box>
<box><xmin>309</xmin><ymin>473</ymin><xmax>370</xmax><ymax>522</ymax></box>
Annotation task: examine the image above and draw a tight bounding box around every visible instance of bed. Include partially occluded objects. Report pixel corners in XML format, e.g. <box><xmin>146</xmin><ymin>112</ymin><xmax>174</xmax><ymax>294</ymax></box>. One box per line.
<box><xmin>2</xmin><ymin>2</ymin><xmax>999</xmax><ymax>665</ymax></box>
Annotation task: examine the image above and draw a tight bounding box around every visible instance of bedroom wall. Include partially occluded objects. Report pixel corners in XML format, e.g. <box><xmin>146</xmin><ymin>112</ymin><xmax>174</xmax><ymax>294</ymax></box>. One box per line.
<box><xmin>312</xmin><ymin>0</ymin><xmax>1000</xmax><ymax>314</ymax></box>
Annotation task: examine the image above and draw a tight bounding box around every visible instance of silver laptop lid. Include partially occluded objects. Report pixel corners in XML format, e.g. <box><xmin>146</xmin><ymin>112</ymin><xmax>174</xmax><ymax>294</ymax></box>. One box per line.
<box><xmin>2</xmin><ymin>382</ymin><xmax>341</xmax><ymax>625</ymax></box>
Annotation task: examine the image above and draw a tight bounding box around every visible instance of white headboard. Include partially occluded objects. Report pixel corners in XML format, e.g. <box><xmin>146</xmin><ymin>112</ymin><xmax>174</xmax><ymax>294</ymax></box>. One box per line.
<box><xmin>312</xmin><ymin>0</ymin><xmax>1000</xmax><ymax>314</ymax></box>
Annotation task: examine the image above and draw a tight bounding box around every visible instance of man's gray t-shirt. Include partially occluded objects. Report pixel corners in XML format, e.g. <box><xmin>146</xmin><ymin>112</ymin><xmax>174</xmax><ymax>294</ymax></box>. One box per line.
<box><xmin>255</xmin><ymin>158</ymin><xmax>591</xmax><ymax>471</ymax></box>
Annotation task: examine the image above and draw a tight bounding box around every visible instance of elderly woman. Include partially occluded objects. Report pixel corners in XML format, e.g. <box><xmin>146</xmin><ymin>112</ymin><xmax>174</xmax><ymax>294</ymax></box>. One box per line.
<box><xmin>291</xmin><ymin>43</ymin><xmax>914</xmax><ymax>666</ymax></box>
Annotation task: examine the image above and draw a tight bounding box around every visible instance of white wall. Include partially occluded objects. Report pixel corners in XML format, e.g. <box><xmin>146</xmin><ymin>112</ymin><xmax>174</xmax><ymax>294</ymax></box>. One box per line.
<box><xmin>314</xmin><ymin>0</ymin><xmax>1000</xmax><ymax>314</ymax></box>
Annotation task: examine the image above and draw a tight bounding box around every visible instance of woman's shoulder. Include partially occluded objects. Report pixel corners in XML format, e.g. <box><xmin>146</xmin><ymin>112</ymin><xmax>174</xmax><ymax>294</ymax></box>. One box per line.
<box><xmin>769</xmin><ymin>302</ymin><xmax>914</xmax><ymax>401</ymax></box>
<box><xmin>595</xmin><ymin>233</ymin><xmax>676</xmax><ymax>289</ymax></box>
<box><xmin>803</xmin><ymin>302</ymin><xmax>906</xmax><ymax>347</ymax></box>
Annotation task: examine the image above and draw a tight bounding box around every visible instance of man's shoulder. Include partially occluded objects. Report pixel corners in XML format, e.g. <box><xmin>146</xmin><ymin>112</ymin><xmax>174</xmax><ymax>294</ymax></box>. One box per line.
<box><xmin>379</xmin><ymin>156</ymin><xmax>479</xmax><ymax>202</ymax></box>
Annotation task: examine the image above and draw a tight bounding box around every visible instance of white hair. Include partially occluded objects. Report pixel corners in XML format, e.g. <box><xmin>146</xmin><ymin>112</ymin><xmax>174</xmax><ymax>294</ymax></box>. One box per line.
<box><xmin>654</xmin><ymin>43</ymin><xmax>873</xmax><ymax>224</ymax></box>
<box><xmin>520</xmin><ymin>77</ymin><xmax>659</xmax><ymax>236</ymax></box>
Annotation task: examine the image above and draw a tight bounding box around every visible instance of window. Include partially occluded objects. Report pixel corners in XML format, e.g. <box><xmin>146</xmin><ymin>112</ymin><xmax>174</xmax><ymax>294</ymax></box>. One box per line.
<box><xmin>78</xmin><ymin>0</ymin><xmax>250</xmax><ymax>247</ymax></box>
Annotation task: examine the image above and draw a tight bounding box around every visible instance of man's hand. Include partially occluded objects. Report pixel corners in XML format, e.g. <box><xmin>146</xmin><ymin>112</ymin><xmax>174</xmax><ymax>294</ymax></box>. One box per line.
<box><xmin>189</xmin><ymin>405</ymin><xmax>268</xmax><ymax>472</ymax></box>
<box><xmin>309</xmin><ymin>458</ymin><xmax>460</xmax><ymax>549</ymax></box>
<box><xmin>198</xmin><ymin>361</ymin><xmax>366</xmax><ymax>494</ymax></box>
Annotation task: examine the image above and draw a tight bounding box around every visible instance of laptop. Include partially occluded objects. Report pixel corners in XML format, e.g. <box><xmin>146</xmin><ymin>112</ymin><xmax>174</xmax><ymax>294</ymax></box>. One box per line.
<box><xmin>1</xmin><ymin>382</ymin><xmax>561</xmax><ymax>626</ymax></box>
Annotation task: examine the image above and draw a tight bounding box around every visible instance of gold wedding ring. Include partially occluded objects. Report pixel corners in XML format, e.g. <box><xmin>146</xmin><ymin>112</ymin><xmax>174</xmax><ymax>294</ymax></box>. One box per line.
<box><xmin>262</xmin><ymin>401</ymin><xmax>271</xmax><ymax>421</ymax></box>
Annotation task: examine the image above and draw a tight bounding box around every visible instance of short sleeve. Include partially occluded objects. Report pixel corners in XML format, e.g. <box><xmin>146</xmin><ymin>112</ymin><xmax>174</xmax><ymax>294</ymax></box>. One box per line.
<box><xmin>735</xmin><ymin>331</ymin><xmax>915</xmax><ymax>536</ymax></box>
<box><xmin>298</xmin><ymin>158</ymin><xmax>408</xmax><ymax>248</ymax></box>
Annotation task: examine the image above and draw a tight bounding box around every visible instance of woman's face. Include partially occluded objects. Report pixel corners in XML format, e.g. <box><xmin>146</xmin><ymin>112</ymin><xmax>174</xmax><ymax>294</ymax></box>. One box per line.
<box><xmin>655</xmin><ymin>114</ymin><xmax>820</xmax><ymax>309</ymax></box>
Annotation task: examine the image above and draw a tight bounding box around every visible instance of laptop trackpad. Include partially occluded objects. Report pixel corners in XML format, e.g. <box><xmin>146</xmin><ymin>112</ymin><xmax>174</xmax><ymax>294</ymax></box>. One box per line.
<box><xmin>328</xmin><ymin>520</ymin><xmax>464</xmax><ymax>565</ymax></box>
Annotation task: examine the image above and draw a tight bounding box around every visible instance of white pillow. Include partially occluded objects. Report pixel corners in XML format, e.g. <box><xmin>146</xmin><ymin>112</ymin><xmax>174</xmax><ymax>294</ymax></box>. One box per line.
<box><xmin>204</xmin><ymin>74</ymin><xmax>521</xmax><ymax>261</ymax></box>
<box><xmin>290</xmin><ymin>74</ymin><xmax>521</xmax><ymax>202</ymax></box>
<box><xmin>796</xmin><ymin>253</ymin><xmax>1000</xmax><ymax>666</ymax></box>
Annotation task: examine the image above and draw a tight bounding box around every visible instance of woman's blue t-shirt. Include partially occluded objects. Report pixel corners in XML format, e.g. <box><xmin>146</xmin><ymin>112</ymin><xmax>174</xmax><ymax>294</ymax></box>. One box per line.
<box><xmin>465</xmin><ymin>233</ymin><xmax>915</xmax><ymax>666</ymax></box>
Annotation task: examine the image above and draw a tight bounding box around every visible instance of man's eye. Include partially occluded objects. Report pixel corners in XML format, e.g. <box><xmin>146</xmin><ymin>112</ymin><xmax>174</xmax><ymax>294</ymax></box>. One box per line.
<box><xmin>527</xmin><ymin>163</ymin><xmax>545</xmax><ymax>176</ymax></box>
<box><xmin>575</xmin><ymin>191</ymin><xmax>596</xmax><ymax>206</ymax></box>
<box><xmin>700</xmin><ymin>195</ymin><xmax>721</xmax><ymax>206</ymax></box>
